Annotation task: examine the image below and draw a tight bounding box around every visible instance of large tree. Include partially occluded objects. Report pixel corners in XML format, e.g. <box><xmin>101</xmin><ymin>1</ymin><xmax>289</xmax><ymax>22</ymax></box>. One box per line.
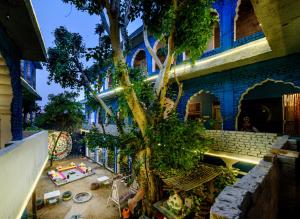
<box><xmin>35</xmin><ymin>92</ymin><xmax>84</xmax><ymax>166</ymax></box>
<box><xmin>46</xmin><ymin>0</ymin><xmax>216</xmax><ymax>215</ymax></box>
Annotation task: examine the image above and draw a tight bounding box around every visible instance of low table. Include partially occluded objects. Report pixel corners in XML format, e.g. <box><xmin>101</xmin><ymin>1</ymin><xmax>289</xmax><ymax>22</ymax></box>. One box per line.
<box><xmin>97</xmin><ymin>176</ymin><xmax>109</xmax><ymax>183</ymax></box>
<box><xmin>44</xmin><ymin>190</ymin><xmax>60</xmax><ymax>204</ymax></box>
<box><xmin>97</xmin><ymin>176</ymin><xmax>111</xmax><ymax>188</ymax></box>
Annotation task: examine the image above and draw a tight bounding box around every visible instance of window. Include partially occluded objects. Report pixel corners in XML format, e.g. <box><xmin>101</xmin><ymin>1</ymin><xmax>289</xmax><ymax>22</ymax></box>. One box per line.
<box><xmin>235</xmin><ymin>0</ymin><xmax>262</xmax><ymax>41</ymax></box>
<box><xmin>133</xmin><ymin>50</ymin><xmax>147</xmax><ymax>70</ymax></box>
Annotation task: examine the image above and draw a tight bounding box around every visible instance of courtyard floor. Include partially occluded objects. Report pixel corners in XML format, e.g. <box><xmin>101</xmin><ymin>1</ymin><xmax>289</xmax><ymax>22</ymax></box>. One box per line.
<box><xmin>28</xmin><ymin>157</ymin><xmax>127</xmax><ymax>219</ymax></box>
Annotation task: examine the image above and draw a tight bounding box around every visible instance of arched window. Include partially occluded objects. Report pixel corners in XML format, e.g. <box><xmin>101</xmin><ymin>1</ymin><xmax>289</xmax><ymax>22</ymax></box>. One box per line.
<box><xmin>237</xmin><ymin>80</ymin><xmax>300</xmax><ymax>133</ymax></box>
<box><xmin>234</xmin><ymin>0</ymin><xmax>262</xmax><ymax>41</ymax></box>
<box><xmin>213</xmin><ymin>21</ymin><xmax>220</xmax><ymax>48</ymax></box>
<box><xmin>185</xmin><ymin>91</ymin><xmax>223</xmax><ymax>130</ymax></box>
<box><xmin>132</xmin><ymin>49</ymin><xmax>147</xmax><ymax>69</ymax></box>
<box><xmin>107</xmin><ymin>74</ymin><xmax>113</xmax><ymax>88</ymax></box>
<box><xmin>206</xmin><ymin>12</ymin><xmax>220</xmax><ymax>51</ymax></box>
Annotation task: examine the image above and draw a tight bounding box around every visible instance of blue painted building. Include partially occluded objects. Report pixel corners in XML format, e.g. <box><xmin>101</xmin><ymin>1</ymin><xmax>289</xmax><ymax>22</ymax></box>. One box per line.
<box><xmin>83</xmin><ymin>0</ymin><xmax>300</xmax><ymax>139</ymax></box>
<box><xmin>20</xmin><ymin>60</ymin><xmax>43</xmax><ymax>127</ymax></box>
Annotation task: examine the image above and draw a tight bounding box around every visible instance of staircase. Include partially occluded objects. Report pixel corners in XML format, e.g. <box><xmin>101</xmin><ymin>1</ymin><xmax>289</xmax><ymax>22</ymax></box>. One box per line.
<box><xmin>0</xmin><ymin>54</ymin><xmax>12</xmax><ymax>148</ymax></box>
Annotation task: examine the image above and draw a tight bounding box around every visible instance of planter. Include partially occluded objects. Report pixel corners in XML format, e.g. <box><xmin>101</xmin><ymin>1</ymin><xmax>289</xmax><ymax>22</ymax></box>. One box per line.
<box><xmin>90</xmin><ymin>182</ymin><xmax>100</xmax><ymax>190</ymax></box>
<box><xmin>73</xmin><ymin>192</ymin><xmax>92</xmax><ymax>203</ymax></box>
<box><xmin>36</xmin><ymin>199</ymin><xmax>44</xmax><ymax>210</ymax></box>
<box><xmin>62</xmin><ymin>191</ymin><xmax>72</xmax><ymax>201</ymax></box>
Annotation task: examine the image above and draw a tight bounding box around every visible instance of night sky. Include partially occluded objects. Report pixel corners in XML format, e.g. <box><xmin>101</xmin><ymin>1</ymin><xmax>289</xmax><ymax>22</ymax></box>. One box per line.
<box><xmin>32</xmin><ymin>0</ymin><xmax>141</xmax><ymax>108</ymax></box>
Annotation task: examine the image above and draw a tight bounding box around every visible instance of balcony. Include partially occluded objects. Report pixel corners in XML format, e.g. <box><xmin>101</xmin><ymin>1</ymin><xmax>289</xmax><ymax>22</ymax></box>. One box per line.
<box><xmin>0</xmin><ymin>131</ymin><xmax>48</xmax><ymax>219</ymax></box>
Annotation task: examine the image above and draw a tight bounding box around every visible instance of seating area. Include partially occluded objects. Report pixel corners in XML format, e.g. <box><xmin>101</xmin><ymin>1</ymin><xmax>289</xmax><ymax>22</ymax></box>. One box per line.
<box><xmin>27</xmin><ymin>157</ymin><xmax>129</xmax><ymax>219</ymax></box>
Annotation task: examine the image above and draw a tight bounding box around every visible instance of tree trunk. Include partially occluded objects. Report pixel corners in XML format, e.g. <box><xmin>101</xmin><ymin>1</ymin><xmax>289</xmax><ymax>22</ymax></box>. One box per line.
<box><xmin>50</xmin><ymin>130</ymin><xmax>63</xmax><ymax>167</ymax></box>
<box><xmin>108</xmin><ymin>12</ymin><xmax>149</xmax><ymax>136</ymax></box>
<box><xmin>136</xmin><ymin>147</ymin><xmax>159</xmax><ymax>216</ymax></box>
<box><xmin>105</xmin><ymin>2</ymin><xmax>160</xmax><ymax>215</ymax></box>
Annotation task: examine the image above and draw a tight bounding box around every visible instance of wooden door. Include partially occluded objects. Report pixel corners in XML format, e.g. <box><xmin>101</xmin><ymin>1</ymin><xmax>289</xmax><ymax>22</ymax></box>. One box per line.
<box><xmin>283</xmin><ymin>93</ymin><xmax>300</xmax><ymax>136</ymax></box>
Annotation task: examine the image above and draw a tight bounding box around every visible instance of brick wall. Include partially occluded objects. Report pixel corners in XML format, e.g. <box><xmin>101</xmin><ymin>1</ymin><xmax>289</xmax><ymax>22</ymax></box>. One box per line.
<box><xmin>204</xmin><ymin>130</ymin><xmax>278</xmax><ymax>158</ymax></box>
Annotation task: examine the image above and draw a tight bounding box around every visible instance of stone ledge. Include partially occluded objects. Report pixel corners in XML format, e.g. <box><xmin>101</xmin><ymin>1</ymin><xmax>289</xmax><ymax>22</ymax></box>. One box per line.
<box><xmin>210</xmin><ymin>160</ymin><xmax>274</xmax><ymax>219</ymax></box>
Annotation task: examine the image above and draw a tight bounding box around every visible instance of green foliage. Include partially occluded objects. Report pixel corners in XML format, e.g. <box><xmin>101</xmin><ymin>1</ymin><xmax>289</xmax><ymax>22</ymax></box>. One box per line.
<box><xmin>174</xmin><ymin>0</ymin><xmax>218</xmax><ymax>60</ymax></box>
<box><xmin>84</xmin><ymin>127</ymin><xmax>118</xmax><ymax>150</ymax></box>
<box><xmin>213</xmin><ymin>167</ymin><xmax>238</xmax><ymax>195</ymax></box>
<box><xmin>46</xmin><ymin>26</ymin><xmax>85</xmax><ymax>90</ymax></box>
<box><xmin>134</xmin><ymin>0</ymin><xmax>217</xmax><ymax>61</ymax></box>
<box><xmin>23</xmin><ymin>89</ymin><xmax>41</xmax><ymax>115</ymax></box>
<box><xmin>35</xmin><ymin>91</ymin><xmax>84</xmax><ymax>132</ymax></box>
<box><xmin>117</xmin><ymin>66</ymin><xmax>155</xmax><ymax>119</ymax></box>
<box><xmin>51</xmin><ymin>0</ymin><xmax>225</xmax><ymax>184</ymax></box>
<box><xmin>148</xmin><ymin>113</ymin><xmax>211</xmax><ymax>172</ymax></box>
<box><xmin>24</xmin><ymin>125</ymin><xmax>42</xmax><ymax>132</ymax></box>
<box><xmin>62</xmin><ymin>0</ymin><xmax>103</xmax><ymax>15</ymax></box>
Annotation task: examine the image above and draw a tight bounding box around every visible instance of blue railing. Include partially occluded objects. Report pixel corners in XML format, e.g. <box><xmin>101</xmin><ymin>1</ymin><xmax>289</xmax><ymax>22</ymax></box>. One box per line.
<box><xmin>233</xmin><ymin>31</ymin><xmax>265</xmax><ymax>48</ymax></box>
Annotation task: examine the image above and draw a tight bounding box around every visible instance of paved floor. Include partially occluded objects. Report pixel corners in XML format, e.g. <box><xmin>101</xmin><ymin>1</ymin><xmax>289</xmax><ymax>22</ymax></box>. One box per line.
<box><xmin>28</xmin><ymin>157</ymin><xmax>128</xmax><ymax>219</ymax></box>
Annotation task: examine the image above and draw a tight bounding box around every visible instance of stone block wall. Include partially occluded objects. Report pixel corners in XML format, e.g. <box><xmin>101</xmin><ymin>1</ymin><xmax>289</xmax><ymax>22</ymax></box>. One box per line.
<box><xmin>204</xmin><ymin>130</ymin><xmax>278</xmax><ymax>158</ymax></box>
<box><xmin>277</xmin><ymin>155</ymin><xmax>298</xmax><ymax>218</ymax></box>
<box><xmin>210</xmin><ymin>159</ymin><xmax>279</xmax><ymax>219</ymax></box>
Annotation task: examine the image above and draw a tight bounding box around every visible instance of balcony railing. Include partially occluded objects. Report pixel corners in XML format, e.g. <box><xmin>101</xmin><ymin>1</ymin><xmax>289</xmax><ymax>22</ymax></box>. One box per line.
<box><xmin>0</xmin><ymin>131</ymin><xmax>48</xmax><ymax>219</ymax></box>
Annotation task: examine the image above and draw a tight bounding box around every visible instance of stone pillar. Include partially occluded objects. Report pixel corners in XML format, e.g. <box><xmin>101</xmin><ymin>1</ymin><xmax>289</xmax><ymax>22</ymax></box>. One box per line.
<box><xmin>95</xmin><ymin>147</ymin><xmax>99</xmax><ymax>163</ymax></box>
<box><xmin>85</xmin><ymin>146</ymin><xmax>89</xmax><ymax>157</ymax></box>
<box><xmin>114</xmin><ymin>147</ymin><xmax>118</xmax><ymax>173</ymax></box>
<box><xmin>220</xmin><ymin>0</ymin><xmax>235</xmax><ymax>50</ymax></box>
<box><xmin>221</xmin><ymin>81</ymin><xmax>235</xmax><ymax>130</ymax></box>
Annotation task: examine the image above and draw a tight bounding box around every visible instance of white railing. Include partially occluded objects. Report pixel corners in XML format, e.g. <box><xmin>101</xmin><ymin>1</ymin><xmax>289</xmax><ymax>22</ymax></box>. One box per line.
<box><xmin>0</xmin><ymin>131</ymin><xmax>48</xmax><ymax>219</ymax></box>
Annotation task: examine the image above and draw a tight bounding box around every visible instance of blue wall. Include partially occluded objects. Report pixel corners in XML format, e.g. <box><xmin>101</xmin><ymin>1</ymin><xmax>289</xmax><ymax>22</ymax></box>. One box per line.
<box><xmin>124</xmin><ymin>0</ymin><xmax>264</xmax><ymax>74</ymax></box>
<box><xmin>177</xmin><ymin>53</ymin><xmax>300</xmax><ymax>130</ymax></box>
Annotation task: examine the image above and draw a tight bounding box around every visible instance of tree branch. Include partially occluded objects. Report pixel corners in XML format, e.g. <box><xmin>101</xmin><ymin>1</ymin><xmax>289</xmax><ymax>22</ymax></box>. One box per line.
<box><xmin>156</xmin><ymin>0</ymin><xmax>177</xmax><ymax>106</ymax></box>
<box><xmin>154</xmin><ymin>33</ymin><xmax>175</xmax><ymax>106</ymax></box>
<box><xmin>172</xmin><ymin>68</ymin><xmax>183</xmax><ymax>111</ymax></box>
<box><xmin>143</xmin><ymin>27</ymin><xmax>163</xmax><ymax>71</ymax></box>
<box><xmin>100</xmin><ymin>11</ymin><xmax>110</xmax><ymax>35</ymax></box>
<box><xmin>120</xmin><ymin>0</ymin><xmax>131</xmax><ymax>49</ymax></box>
<box><xmin>82</xmin><ymin>73</ymin><xmax>113</xmax><ymax>116</ymax></box>
<box><xmin>72</xmin><ymin>53</ymin><xmax>113</xmax><ymax>117</ymax></box>
<box><xmin>97</xmin><ymin>108</ymin><xmax>107</xmax><ymax>135</ymax></box>
<box><xmin>105</xmin><ymin>1</ymin><xmax>148</xmax><ymax>136</ymax></box>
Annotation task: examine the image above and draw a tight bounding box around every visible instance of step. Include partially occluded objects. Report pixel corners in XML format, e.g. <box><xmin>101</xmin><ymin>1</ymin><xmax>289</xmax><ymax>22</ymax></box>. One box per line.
<box><xmin>0</xmin><ymin>94</ymin><xmax>12</xmax><ymax>106</ymax></box>
<box><xmin>0</xmin><ymin>106</ymin><xmax>10</xmax><ymax>114</ymax></box>
<box><xmin>0</xmin><ymin>65</ymin><xmax>9</xmax><ymax>75</ymax></box>
<box><xmin>0</xmin><ymin>75</ymin><xmax>11</xmax><ymax>85</ymax></box>
<box><xmin>0</xmin><ymin>55</ymin><xmax>6</xmax><ymax>66</ymax></box>
<box><xmin>0</xmin><ymin>84</ymin><xmax>12</xmax><ymax>95</ymax></box>
<box><xmin>0</xmin><ymin>56</ymin><xmax>6</xmax><ymax>66</ymax></box>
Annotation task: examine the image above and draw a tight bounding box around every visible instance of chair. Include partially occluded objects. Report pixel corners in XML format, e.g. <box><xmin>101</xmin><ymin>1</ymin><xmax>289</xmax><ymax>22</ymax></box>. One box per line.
<box><xmin>107</xmin><ymin>175</ymin><xmax>139</xmax><ymax>217</ymax></box>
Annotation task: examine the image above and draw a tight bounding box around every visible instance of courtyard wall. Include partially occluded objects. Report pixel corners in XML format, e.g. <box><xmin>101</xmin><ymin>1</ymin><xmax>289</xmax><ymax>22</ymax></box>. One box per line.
<box><xmin>204</xmin><ymin>130</ymin><xmax>278</xmax><ymax>158</ymax></box>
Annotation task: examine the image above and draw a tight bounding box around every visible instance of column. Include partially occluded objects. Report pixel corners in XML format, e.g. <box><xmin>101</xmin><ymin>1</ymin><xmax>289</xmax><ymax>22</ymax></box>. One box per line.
<box><xmin>95</xmin><ymin>147</ymin><xmax>99</xmax><ymax>163</ymax></box>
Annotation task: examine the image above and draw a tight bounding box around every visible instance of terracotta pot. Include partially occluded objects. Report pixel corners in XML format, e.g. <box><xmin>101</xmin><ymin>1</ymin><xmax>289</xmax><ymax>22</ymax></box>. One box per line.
<box><xmin>122</xmin><ymin>207</ymin><xmax>130</xmax><ymax>219</ymax></box>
